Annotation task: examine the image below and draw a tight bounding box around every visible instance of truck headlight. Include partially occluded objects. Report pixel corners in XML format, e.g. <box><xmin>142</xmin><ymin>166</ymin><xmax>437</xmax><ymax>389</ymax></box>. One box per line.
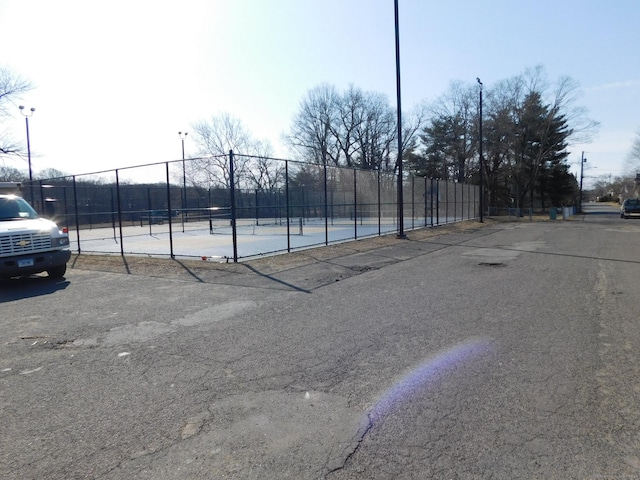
<box><xmin>52</xmin><ymin>237</ymin><xmax>70</xmax><ymax>247</ymax></box>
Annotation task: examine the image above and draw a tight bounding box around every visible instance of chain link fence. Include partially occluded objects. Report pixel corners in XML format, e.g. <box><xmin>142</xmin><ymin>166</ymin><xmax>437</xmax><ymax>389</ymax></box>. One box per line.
<box><xmin>21</xmin><ymin>152</ymin><xmax>479</xmax><ymax>261</ymax></box>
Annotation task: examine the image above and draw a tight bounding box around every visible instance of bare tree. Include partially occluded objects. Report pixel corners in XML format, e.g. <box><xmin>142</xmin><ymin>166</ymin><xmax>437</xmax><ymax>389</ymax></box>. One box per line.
<box><xmin>0</xmin><ymin>66</ymin><xmax>33</xmax><ymax>158</ymax></box>
<box><xmin>286</xmin><ymin>84</ymin><xmax>407</xmax><ymax>173</ymax></box>
<box><xmin>633</xmin><ymin>133</ymin><xmax>640</xmax><ymax>160</ymax></box>
<box><xmin>331</xmin><ymin>85</ymin><xmax>363</xmax><ymax>167</ymax></box>
<box><xmin>187</xmin><ymin>113</ymin><xmax>255</xmax><ymax>190</ymax></box>
<box><xmin>0</xmin><ymin>165</ymin><xmax>26</xmax><ymax>181</ymax></box>
<box><xmin>37</xmin><ymin>168</ymin><xmax>71</xmax><ymax>180</ymax></box>
<box><xmin>350</xmin><ymin>90</ymin><xmax>398</xmax><ymax>171</ymax></box>
<box><xmin>401</xmin><ymin>103</ymin><xmax>428</xmax><ymax>155</ymax></box>
<box><xmin>285</xmin><ymin>84</ymin><xmax>341</xmax><ymax>166</ymax></box>
<box><xmin>185</xmin><ymin>113</ymin><xmax>284</xmax><ymax>197</ymax></box>
<box><xmin>624</xmin><ymin>131</ymin><xmax>640</xmax><ymax>173</ymax></box>
<box><xmin>244</xmin><ymin>140</ymin><xmax>285</xmax><ymax>192</ymax></box>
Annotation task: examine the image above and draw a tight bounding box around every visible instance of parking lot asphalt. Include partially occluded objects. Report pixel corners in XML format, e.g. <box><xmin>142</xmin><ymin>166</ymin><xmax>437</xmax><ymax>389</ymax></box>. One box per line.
<box><xmin>3</xmin><ymin>207</ymin><xmax>640</xmax><ymax>479</ymax></box>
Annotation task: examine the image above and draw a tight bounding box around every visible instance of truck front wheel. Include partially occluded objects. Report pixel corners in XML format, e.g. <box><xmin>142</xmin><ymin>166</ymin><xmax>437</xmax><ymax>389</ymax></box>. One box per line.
<box><xmin>47</xmin><ymin>264</ymin><xmax>67</xmax><ymax>279</ymax></box>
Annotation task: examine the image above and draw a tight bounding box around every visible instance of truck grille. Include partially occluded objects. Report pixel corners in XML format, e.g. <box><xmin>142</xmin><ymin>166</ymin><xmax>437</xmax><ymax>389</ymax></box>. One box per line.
<box><xmin>0</xmin><ymin>232</ymin><xmax>52</xmax><ymax>255</ymax></box>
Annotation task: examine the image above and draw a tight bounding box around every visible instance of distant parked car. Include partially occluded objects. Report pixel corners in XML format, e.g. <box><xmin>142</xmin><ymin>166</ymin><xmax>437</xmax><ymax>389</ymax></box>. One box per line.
<box><xmin>620</xmin><ymin>198</ymin><xmax>640</xmax><ymax>219</ymax></box>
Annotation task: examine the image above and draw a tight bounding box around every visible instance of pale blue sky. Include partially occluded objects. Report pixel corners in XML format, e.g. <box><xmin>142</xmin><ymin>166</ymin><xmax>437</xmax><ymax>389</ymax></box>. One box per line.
<box><xmin>1</xmin><ymin>0</ymin><xmax>638</xmax><ymax>185</ymax></box>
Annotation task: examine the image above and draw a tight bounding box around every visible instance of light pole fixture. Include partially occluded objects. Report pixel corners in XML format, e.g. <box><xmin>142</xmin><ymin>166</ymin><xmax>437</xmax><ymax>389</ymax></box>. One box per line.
<box><xmin>394</xmin><ymin>0</ymin><xmax>406</xmax><ymax>238</ymax></box>
<box><xmin>178</xmin><ymin>131</ymin><xmax>188</xmax><ymax>231</ymax></box>
<box><xmin>476</xmin><ymin>78</ymin><xmax>484</xmax><ymax>223</ymax></box>
<box><xmin>19</xmin><ymin>105</ymin><xmax>35</xmax><ymax>204</ymax></box>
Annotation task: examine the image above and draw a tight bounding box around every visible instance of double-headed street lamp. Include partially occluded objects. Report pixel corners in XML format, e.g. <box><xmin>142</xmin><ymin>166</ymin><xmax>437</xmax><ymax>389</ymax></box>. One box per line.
<box><xmin>178</xmin><ymin>131</ymin><xmax>188</xmax><ymax>231</ymax></box>
<box><xmin>19</xmin><ymin>105</ymin><xmax>35</xmax><ymax>204</ymax></box>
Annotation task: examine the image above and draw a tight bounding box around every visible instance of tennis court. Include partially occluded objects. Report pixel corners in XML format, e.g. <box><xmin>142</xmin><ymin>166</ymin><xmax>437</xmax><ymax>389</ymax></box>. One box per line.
<box><xmin>68</xmin><ymin>216</ymin><xmax>411</xmax><ymax>261</ymax></box>
<box><xmin>30</xmin><ymin>153</ymin><xmax>480</xmax><ymax>261</ymax></box>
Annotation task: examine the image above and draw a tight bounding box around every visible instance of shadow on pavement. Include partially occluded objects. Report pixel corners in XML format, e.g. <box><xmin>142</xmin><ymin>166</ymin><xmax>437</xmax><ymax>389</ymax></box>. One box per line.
<box><xmin>0</xmin><ymin>276</ymin><xmax>70</xmax><ymax>302</ymax></box>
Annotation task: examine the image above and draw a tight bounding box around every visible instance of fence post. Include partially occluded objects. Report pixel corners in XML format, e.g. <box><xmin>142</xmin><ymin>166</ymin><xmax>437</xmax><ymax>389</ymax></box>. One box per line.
<box><xmin>255</xmin><ymin>189</ymin><xmax>259</xmax><ymax>226</ymax></box>
<box><xmin>62</xmin><ymin>186</ymin><xmax>69</xmax><ymax>232</ymax></box>
<box><xmin>110</xmin><ymin>188</ymin><xmax>116</xmax><ymax>242</ymax></box>
<box><xmin>430</xmin><ymin>177</ymin><xmax>435</xmax><ymax>227</ymax></box>
<box><xmin>165</xmin><ymin>162</ymin><xmax>175</xmax><ymax>259</ymax></box>
<box><xmin>353</xmin><ymin>169</ymin><xmax>357</xmax><ymax>239</ymax></box>
<box><xmin>465</xmin><ymin>184</ymin><xmax>468</xmax><ymax>220</ymax></box>
<box><xmin>424</xmin><ymin>176</ymin><xmax>428</xmax><ymax>227</ymax></box>
<box><xmin>323</xmin><ymin>163</ymin><xmax>328</xmax><ymax>246</ymax></box>
<box><xmin>461</xmin><ymin>182</ymin><xmax>465</xmax><ymax>220</ymax></box>
<box><xmin>285</xmin><ymin>160</ymin><xmax>291</xmax><ymax>252</ymax></box>
<box><xmin>445</xmin><ymin>179</ymin><xmax>449</xmax><ymax>224</ymax></box>
<box><xmin>38</xmin><ymin>180</ymin><xmax>44</xmax><ymax>215</ymax></box>
<box><xmin>229</xmin><ymin>150</ymin><xmax>238</xmax><ymax>262</ymax></box>
<box><xmin>146</xmin><ymin>188</ymin><xmax>152</xmax><ymax>234</ymax></box>
<box><xmin>454</xmin><ymin>182</ymin><xmax>457</xmax><ymax>222</ymax></box>
<box><xmin>72</xmin><ymin>176</ymin><xmax>81</xmax><ymax>253</ymax></box>
<box><xmin>115</xmin><ymin>170</ymin><xmax>125</xmax><ymax>256</ymax></box>
<box><xmin>411</xmin><ymin>175</ymin><xmax>416</xmax><ymax>228</ymax></box>
<box><xmin>330</xmin><ymin>187</ymin><xmax>334</xmax><ymax>226</ymax></box>
<box><xmin>377</xmin><ymin>169</ymin><xmax>381</xmax><ymax>235</ymax></box>
<box><xmin>436</xmin><ymin>179</ymin><xmax>440</xmax><ymax>225</ymax></box>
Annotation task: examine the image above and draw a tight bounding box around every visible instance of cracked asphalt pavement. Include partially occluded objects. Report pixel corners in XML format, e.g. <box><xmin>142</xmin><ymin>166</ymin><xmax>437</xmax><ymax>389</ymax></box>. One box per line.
<box><xmin>2</xmin><ymin>205</ymin><xmax>640</xmax><ymax>479</ymax></box>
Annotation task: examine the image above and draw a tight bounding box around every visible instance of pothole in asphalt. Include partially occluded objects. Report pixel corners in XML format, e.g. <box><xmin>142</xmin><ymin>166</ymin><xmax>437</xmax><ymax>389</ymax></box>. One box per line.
<box><xmin>349</xmin><ymin>265</ymin><xmax>377</xmax><ymax>272</ymax></box>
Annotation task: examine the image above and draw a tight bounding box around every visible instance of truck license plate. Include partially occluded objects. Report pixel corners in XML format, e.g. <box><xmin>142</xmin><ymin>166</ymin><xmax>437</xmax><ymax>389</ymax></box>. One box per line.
<box><xmin>18</xmin><ymin>258</ymin><xmax>34</xmax><ymax>268</ymax></box>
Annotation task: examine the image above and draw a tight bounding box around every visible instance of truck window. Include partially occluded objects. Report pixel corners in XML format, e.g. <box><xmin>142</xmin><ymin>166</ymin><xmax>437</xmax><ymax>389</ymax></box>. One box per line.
<box><xmin>0</xmin><ymin>197</ymin><xmax>38</xmax><ymax>220</ymax></box>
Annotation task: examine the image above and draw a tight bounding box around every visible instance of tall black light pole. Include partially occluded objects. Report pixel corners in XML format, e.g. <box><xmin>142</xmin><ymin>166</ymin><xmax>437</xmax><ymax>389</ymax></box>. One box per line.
<box><xmin>579</xmin><ymin>151</ymin><xmax>586</xmax><ymax>213</ymax></box>
<box><xmin>19</xmin><ymin>105</ymin><xmax>35</xmax><ymax>204</ymax></box>
<box><xmin>178</xmin><ymin>131</ymin><xmax>188</xmax><ymax>231</ymax></box>
<box><xmin>394</xmin><ymin>0</ymin><xmax>406</xmax><ymax>238</ymax></box>
<box><xmin>476</xmin><ymin>78</ymin><xmax>484</xmax><ymax>223</ymax></box>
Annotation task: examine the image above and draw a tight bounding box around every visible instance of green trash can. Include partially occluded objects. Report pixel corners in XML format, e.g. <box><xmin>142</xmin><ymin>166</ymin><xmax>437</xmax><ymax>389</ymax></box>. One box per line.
<box><xmin>549</xmin><ymin>208</ymin><xmax>557</xmax><ymax>220</ymax></box>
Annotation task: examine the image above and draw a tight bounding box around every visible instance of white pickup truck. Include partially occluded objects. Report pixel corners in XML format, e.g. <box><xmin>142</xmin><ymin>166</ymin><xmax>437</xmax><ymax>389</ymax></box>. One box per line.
<box><xmin>0</xmin><ymin>183</ymin><xmax>71</xmax><ymax>279</ymax></box>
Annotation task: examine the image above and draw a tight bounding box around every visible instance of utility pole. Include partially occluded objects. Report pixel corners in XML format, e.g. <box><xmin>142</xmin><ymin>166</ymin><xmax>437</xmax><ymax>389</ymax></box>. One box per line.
<box><xmin>394</xmin><ymin>0</ymin><xmax>406</xmax><ymax>238</ymax></box>
<box><xmin>178</xmin><ymin>131</ymin><xmax>188</xmax><ymax>232</ymax></box>
<box><xmin>477</xmin><ymin>78</ymin><xmax>484</xmax><ymax>223</ymax></box>
<box><xmin>19</xmin><ymin>106</ymin><xmax>35</xmax><ymax>205</ymax></box>
<box><xmin>579</xmin><ymin>151</ymin><xmax>586</xmax><ymax>213</ymax></box>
